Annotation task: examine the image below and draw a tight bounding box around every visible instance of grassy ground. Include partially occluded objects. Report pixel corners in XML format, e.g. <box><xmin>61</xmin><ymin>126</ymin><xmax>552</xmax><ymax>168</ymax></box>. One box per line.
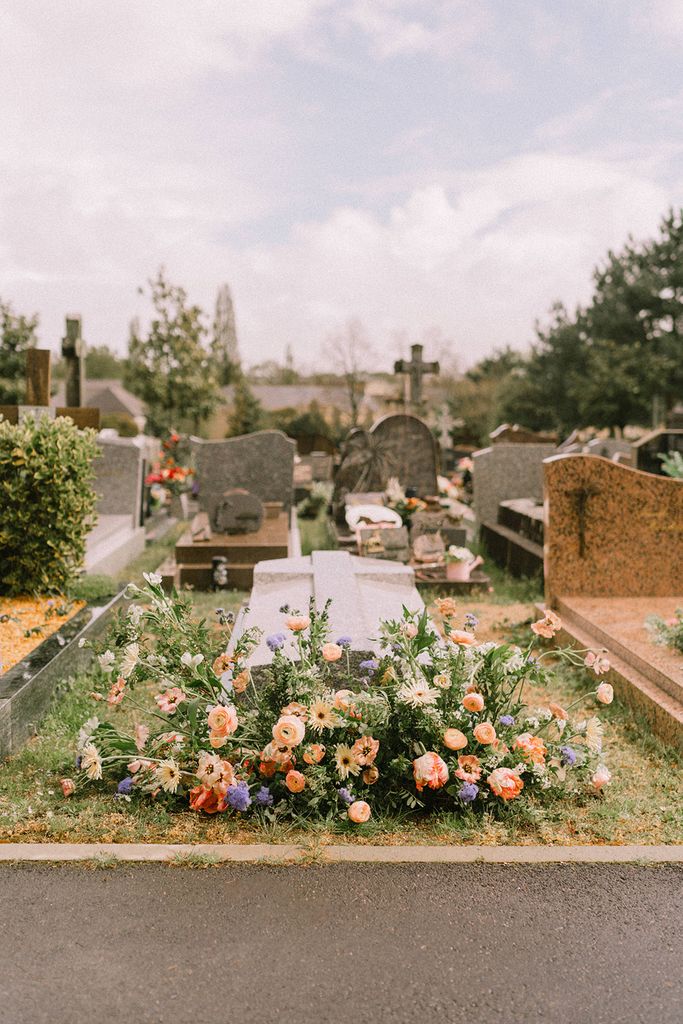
<box><xmin>299</xmin><ymin>508</ymin><xmax>337</xmax><ymax>556</ymax></box>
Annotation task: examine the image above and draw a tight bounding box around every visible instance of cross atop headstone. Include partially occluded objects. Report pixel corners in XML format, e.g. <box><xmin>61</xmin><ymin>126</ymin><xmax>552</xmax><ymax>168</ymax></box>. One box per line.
<box><xmin>436</xmin><ymin>403</ymin><xmax>454</xmax><ymax>449</ymax></box>
<box><xmin>62</xmin><ymin>315</ymin><xmax>86</xmax><ymax>408</ymax></box>
<box><xmin>394</xmin><ymin>343</ymin><xmax>439</xmax><ymax>408</ymax></box>
<box><xmin>0</xmin><ymin>339</ymin><xmax>100</xmax><ymax>430</ymax></box>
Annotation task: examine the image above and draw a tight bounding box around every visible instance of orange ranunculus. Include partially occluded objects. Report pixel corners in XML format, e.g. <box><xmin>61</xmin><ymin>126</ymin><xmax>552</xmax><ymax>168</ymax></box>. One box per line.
<box><xmin>487</xmin><ymin>767</ymin><xmax>524</xmax><ymax>801</ymax></box>
<box><xmin>272</xmin><ymin>715</ymin><xmax>306</xmax><ymax>747</ymax></box>
<box><xmin>530</xmin><ymin>609</ymin><xmax>562</xmax><ymax>639</ymax></box>
<box><xmin>281</xmin><ymin>701</ymin><xmax>308</xmax><ymax>721</ymax></box>
<box><xmin>362</xmin><ymin>765</ymin><xmax>379</xmax><ymax>785</ymax></box>
<box><xmin>473</xmin><ymin>722</ymin><xmax>497</xmax><ymax>745</ymax></box>
<box><xmin>413</xmin><ymin>752</ymin><xmax>449</xmax><ymax>793</ymax></box>
<box><xmin>285</xmin><ymin>770</ymin><xmax>306</xmax><ymax>793</ymax></box>
<box><xmin>232</xmin><ymin>669</ymin><xmax>250</xmax><ymax>694</ymax></box>
<box><xmin>443</xmin><ymin>728</ymin><xmax>468</xmax><ymax>751</ymax></box>
<box><xmin>259</xmin><ymin>759</ymin><xmax>277</xmax><ymax>778</ymax></box>
<box><xmin>285</xmin><ymin>615</ymin><xmax>310</xmax><ymax>632</ymax></box>
<box><xmin>212</xmin><ymin>653</ymin><xmax>234</xmax><ymax>678</ymax></box>
<box><xmin>449</xmin><ymin>630</ymin><xmax>478</xmax><ymax>646</ymax></box>
<box><xmin>207</xmin><ymin>704</ymin><xmax>238</xmax><ymax>737</ymax></box>
<box><xmin>513</xmin><ymin>732</ymin><xmax>547</xmax><ymax>765</ymax></box>
<box><xmin>434</xmin><ymin>597</ymin><xmax>458</xmax><ymax>619</ymax></box>
<box><xmin>322</xmin><ymin>643</ymin><xmax>343</xmax><ymax>662</ymax></box>
<box><xmin>303</xmin><ymin>743</ymin><xmax>326</xmax><ymax>765</ymax></box>
<box><xmin>548</xmin><ymin>702</ymin><xmax>568</xmax><ymax>721</ymax></box>
<box><xmin>455</xmin><ymin>755</ymin><xmax>481</xmax><ymax>783</ymax></box>
<box><xmin>348</xmin><ymin>800</ymin><xmax>371</xmax><ymax>823</ymax></box>
<box><xmin>189</xmin><ymin>785</ymin><xmax>222</xmax><ymax>814</ymax></box>
<box><xmin>462</xmin><ymin>692</ymin><xmax>485</xmax><ymax>713</ymax></box>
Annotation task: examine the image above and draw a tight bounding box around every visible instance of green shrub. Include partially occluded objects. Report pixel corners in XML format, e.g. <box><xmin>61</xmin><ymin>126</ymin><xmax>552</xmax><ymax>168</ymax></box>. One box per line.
<box><xmin>0</xmin><ymin>415</ymin><xmax>100</xmax><ymax>595</ymax></box>
<box><xmin>100</xmin><ymin>412</ymin><xmax>139</xmax><ymax>437</ymax></box>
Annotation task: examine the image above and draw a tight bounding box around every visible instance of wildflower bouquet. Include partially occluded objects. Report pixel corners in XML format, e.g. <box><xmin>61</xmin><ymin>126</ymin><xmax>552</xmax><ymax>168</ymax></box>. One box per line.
<box><xmin>646</xmin><ymin>609</ymin><xmax>683</xmax><ymax>655</ymax></box>
<box><xmin>144</xmin><ymin>432</ymin><xmax>195</xmax><ymax>498</ymax></box>
<box><xmin>65</xmin><ymin>578</ymin><xmax>614</xmax><ymax>824</ymax></box>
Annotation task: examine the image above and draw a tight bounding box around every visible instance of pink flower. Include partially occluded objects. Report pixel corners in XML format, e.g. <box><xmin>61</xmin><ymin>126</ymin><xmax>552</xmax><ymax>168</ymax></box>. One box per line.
<box><xmin>285</xmin><ymin>615</ymin><xmax>310</xmax><ymax>632</ymax></box>
<box><xmin>487</xmin><ymin>767</ymin><xmax>524</xmax><ymax>801</ymax></box>
<box><xmin>154</xmin><ymin>687</ymin><xmax>186</xmax><ymax>714</ymax></box>
<box><xmin>585</xmin><ymin>652</ymin><xmax>611</xmax><ymax>676</ymax></box>
<box><xmin>462</xmin><ymin>692</ymin><xmax>484</xmax><ymax>713</ymax></box>
<box><xmin>351</xmin><ymin>735</ymin><xmax>379</xmax><ymax>766</ymax></box>
<box><xmin>596</xmin><ymin>682</ymin><xmax>614</xmax><ymax>705</ymax></box>
<box><xmin>443</xmin><ymin>728</ymin><xmax>468</xmax><ymax>751</ymax></box>
<box><xmin>107</xmin><ymin>676</ymin><xmax>126</xmax><ymax>706</ymax></box>
<box><xmin>60</xmin><ymin>778</ymin><xmax>75</xmax><ymax>797</ymax></box>
<box><xmin>348</xmin><ymin>800</ymin><xmax>371</xmax><ymax>823</ymax></box>
<box><xmin>592</xmin><ymin>765</ymin><xmax>611</xmax><ymax>789</ymax></box>
<box><xmin>321</xmin><ymin>643</ymin><xmax>343</xmax><ymax>663</ymax></box>
<box><xmin>134</xmin><ymin>723</ymin><xmax>150</xmax><ymax>751</ymax></box>
<box><xmin>449</xmin><ymin>630</ymin><xmax>478</xmax><ymax>646</ymax></box>
<box><xmin>272</xmin><ymin>715</ymin><xmax>306</xmax><ymax>747</ymax></box>
<box><xmin>413</xmin><ymin>752</ymin><xmax>449</xmax><ymax>793</ymax></box>
<box><xmin>473</xmin><ymin>722</ymin><xmax>497</xmax><ymax>745</ymax></box>
<box><xmin>402</xmin><ymin>623</ymin><xmax>418</xmax><ymax>639</ymax></box>
<box><xmin>531</xmin><ymin>610</ymin><xmax>562</xmax><ymax>639</ymax></box>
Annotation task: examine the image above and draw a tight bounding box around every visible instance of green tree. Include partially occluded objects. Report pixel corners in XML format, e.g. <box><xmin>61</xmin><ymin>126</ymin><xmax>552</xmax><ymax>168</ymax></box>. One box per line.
<box><xmin>85</xmin><ymin>344</ymin><xmax>126</xmax><ymax>380</ymax></box>
<box><xmin>0</xmin><ymin>298</ymin><xmax>39</xmax><ymax>404</ymax></box>
<box><xmin>228</xmin><ymin>374</ymin><xmax>264</xmax><ymax>436</ymax></box>
<box><xmin>125</xmin><ymin>269</ymin><xmax>221</xmax><ymax>436</ymax></box>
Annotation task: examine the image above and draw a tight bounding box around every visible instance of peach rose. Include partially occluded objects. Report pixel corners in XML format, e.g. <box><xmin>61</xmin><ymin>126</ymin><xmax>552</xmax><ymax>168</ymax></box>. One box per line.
<box><xmin>285</xmin><ymin>769</ymin><xmax>306</xmax><ymax>793</ymax></box>
<box><xmin>487</xmin><ymin>767</ymin><xmax>524</xmax><ymax>801</ymax></box>
<box><xmin>303</xmin><ymin>743</ymin><xmax>326</xmax><ymax>765</ymax></box>
<box><xmin>592</xmin><ymin>765</ymin><xmax>611</xmax><ymax>789</ymax></box>
<box><xmin>272</xmin><ymin>714</ymin><xmax>306</xmax><ymax>747</ymax></box>
<box><xmin>285</xmin><ymin>615</ymin><xmax>310</xmax><ymax>632</ymax></box>
<box><xmin>513</xmin><ymin>732</ymin><xmax>547</xmax><ymax>764</ymax></box>
<box><xmin>443</xmin><ymin>728</ymin><xmax>468</xmax><ymax>751</ymax></box>
<box><xmin>207</xmin><ymin>704</ymin><xmax>238</xmax><ymax>737</ymax></box>
<box><xmin>351</xmin><ymin>735</ymin><xmax>379</xmax><ymax>766</ymax></box>
<box><xmin>413</xmin><ymin>752</ymin><xmax>449</xmax><ymax>793</ymax></box>
<box><xmin>322</xmin><ymin>643</ymin><xmax>343</xmax><ymax>663</ymax></box>
<box><xmin>548</xmin><ymin>702</ymin><xmax>568</xmax><ymax>721</ymax></box>
<box><xmin>450</xmin><ymin>630</ymin><xmax>478</xmax><ymax>646</ymax></box>
<box><xmin>362</xmin><ymin>765</ymin><xmax>379</xmax><ymax>785</ymax></box>
<box><xmin>473</xmin><ymin>722</ymin><xmax>497</xmax><ymax>745</ymax></box>
<box><xmin>455</xmin><ymin>755</ymin><xmax>481</xmax><ymax>783</ymax></box>
<box><xmin>348</xmin><ymin>800</ymin><xmax>371</xmax><ymax>823</ymax></box>
<box><xmin>60</xmin><ymin>778</ymin><xmax>75</xmax><ymax>797</ymax></box>
<box><xmin>462</xmin><ymin>692</ymin><xmax>485</xmax><ymax>713</ymax></box>
<box><xmin>596</xmin><ymin>682</ymin><xmax>614</xmax><ymax>705</ymax></box>
<box><xmin>232</xmin><ymin>669</ymin><xmax>250</xmax><ymax>694</ymax></box>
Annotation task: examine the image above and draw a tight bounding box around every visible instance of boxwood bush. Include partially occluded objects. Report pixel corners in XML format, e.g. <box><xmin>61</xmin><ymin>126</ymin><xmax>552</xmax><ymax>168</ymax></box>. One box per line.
<box><xmin>0</xmin><ymin>415</ymin><xmax>100</xmax><ymax>595</ymax></box>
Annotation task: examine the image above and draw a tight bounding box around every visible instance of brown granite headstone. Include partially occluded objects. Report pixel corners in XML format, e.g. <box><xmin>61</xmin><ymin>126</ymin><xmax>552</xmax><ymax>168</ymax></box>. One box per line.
<box><xmin>544</xmin><ymin>454</ymin><xmax>683</xmax><ymax>602</ymax></box>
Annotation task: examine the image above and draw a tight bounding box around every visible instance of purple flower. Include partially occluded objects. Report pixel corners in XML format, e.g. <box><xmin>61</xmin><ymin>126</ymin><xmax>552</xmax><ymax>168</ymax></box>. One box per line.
<box><xmin>464</xmin><ymin>613</ymin><xmax>479</xmax><ymax>629</ymax></box>
<box><xmin>74</xmin><ymin>755</ymin><xmax>82</xmax><ymax>769</ymax></box>
<box><xmin>359</xmin><ymin>659</ymin><xmax>378</xmax><ymax>676</ymax></box>
<box><xmin>336</xmin><ymin>635</ymin><xmax>352</xmax><ymax>649</ymax></box>
<box><xmin>225</xmin><ymin>781</ymin><xmax>252</xmax><ymax>812</ymax></box>
<box><xmin>560</xmin><ymin>745</ymin><xmax>577</xmax><ymax>767</ymax></box>
<box><xmin>255</xmin><ymin>786</ymin><xmax>273</xmax><ymax>807</ymax></box>
<box><xmin>266</xmin><ymin>632</ymin><xmax>286</xmax><ymax>652</ymax></box>
<box><xmin>116</xmin><ymin>777</ymin><xmax>134</xmax><ymax>796</ymax></box>
<box><xmin>500</xmin><ymin>715</ymin><xmax>515</xmax><ymax>727</ymax></box>
<box><xmin>338</xmin><ymin>787</ymin><xmax>354</xmax><ymax>806</ymax></box>
<box><xmin>459</xmin><ymin>782</ymin><xmax>479</xmax><ymax>803</ymax></box>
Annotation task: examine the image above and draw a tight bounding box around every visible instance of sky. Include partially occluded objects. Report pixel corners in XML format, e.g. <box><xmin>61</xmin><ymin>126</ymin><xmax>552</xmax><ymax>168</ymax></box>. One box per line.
<box><xmin>1</xmin><ymin>0</ymin><xmax>682</xmax><ymax>373</ymax></box>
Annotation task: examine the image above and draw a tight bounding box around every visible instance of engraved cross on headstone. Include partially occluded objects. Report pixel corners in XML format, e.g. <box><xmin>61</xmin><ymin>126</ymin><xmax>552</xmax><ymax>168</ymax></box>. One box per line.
<box><xmin>394</xmin><ymin>344</ymin><xmax>439</xmax><ymax>408</ymax></box>
<box><xmin>567</xmin><ymin>485</ymin><xmax>600</xmax><ymax>558</ymax></box>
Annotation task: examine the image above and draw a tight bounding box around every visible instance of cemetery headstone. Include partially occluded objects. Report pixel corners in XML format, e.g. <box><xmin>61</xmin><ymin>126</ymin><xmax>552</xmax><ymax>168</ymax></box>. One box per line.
<box><xmin>394</xmin><ymin>343</ymin><xmax>439</xmax><ymax>408</ymax></box>
<box><xmin>358</xmin><ymin>525</ymin><xmax>410</xmax><ymax>562</ymax></box>
<box><xmin>472</xmin><ymin>442</ymin><xmax>556</xmax><ymax>528</ymax></box>
<box><xmin>86</xmin><ymin>437</ymin><xmax>146</xmax><ymax>576</ymax></box>
<box><xmin>213</xmin><ymin>489</ymin><xmax>264</xmax><ymax>535</ymax></box>
<box><xmin>490</xmin><ymin>423</ymin><xmax>557</xmax><ymax>445</ymax></box>
<box><xmin>633</xmin><ymin>427</ymin><xmax>683</xmax><ymax>476</ymax></box>
<box><xmin>62</xmin><ymin>315</ymin><xmax>86</xmax><ymax>408</ymax></box>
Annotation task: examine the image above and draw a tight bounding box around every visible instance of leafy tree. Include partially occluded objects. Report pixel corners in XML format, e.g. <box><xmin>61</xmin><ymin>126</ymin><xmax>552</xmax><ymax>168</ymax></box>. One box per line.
<box><xmin>85</xmin><ymin>345</ymin><xmax>126</xmax><ymax>380</ymax></box>
<box><xmin>125</xmin><ymin>269</ymin><xmax>221</xmax><ymax>437</ymax></box>
<box><xmin>211</xmin><ymin>283</ymin><xmax>240</xmax><ymax>386</ymax></box>
<box><xmin>228</xmin><ymin>374</ymin><xmax>264</xmax><ymax>436</ymax></box>
<box><xmin>0</xmin><ymin>298</ymin><xmax>39</xmax><ymax>404</ymax></box>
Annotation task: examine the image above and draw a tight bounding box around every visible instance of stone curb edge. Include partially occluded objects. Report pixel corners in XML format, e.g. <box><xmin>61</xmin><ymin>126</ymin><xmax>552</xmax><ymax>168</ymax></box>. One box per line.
<box><xmin>0</xmin><ymin>843</ymin><xmax>681</xmax><ymax>864</ymax></box>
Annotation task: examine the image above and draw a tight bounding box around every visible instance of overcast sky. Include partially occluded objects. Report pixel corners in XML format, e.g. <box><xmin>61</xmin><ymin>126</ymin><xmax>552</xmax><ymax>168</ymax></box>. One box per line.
<box><xmin>1</xmin><ymin>0</ymin><xmax>682</xmax><ymax>371</ymax></box>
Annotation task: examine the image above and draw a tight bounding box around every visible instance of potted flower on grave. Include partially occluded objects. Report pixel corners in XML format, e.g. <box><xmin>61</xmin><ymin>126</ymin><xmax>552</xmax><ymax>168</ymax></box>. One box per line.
<box><xmin>385</xmin><ymin>477</ymin><xmax>426</xmax><ymax>526</ymax></box>
<box><xmin>444</xmin><ymin>545</ymin><xmax>483</xmax><ymax>581</ymax></box>
<box><xmin>145</xmin><ymin>432</ymin><xmax>195</xmax><ymax>518</ymax></box>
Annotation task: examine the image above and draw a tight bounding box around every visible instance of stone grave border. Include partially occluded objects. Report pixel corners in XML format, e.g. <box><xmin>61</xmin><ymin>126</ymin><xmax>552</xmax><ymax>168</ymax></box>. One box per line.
<box><xmin>0</xmin><ymin>587</ymin><xmax>128</xmax><ymax>759</ymax></box>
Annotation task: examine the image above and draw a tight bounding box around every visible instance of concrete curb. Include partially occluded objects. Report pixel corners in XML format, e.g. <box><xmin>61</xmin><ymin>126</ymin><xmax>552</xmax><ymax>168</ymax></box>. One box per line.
<box><xmin>0</xmin><ymin>843</ymin><xmax>681</xmax><ymax>864</ymax></box>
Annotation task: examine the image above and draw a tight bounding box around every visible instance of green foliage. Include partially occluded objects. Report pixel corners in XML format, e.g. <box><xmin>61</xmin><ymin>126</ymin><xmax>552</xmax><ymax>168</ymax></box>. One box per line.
<box><xmin>228</xmin><ymin>374</ymin><xmax>264</xmax><ymax>436</ymax></box>
<box><xmin>125</xmin><ymin>268</ymin><xmax>221</xmax><ymax>436</ymax></box>
<box><xmin>646</xmin><ymin>609</ymin><xmax>683</xmax><ymax>653</ymax></box>
<box><xmin>85</xmin><ymin>344</ymin><xmax>126</xmax><ymax>380</ymax></box>
<box><xmin>0</xmin><ymin>415</ymin><xmax>100</xmax><ymax>595</ymax></box>
<box><xmin>101</xmin><ymin>412</ymin><xmax>138</xmax><ymax>436</ymax></box>
<box><xmin>658</xmin><ymin>450</ymin><xmax>683</xmax><ymax>479</ymax></box>
<box><xmin>0</xmin><ymin>298</ymin><xmax>39</xmax><ymax>404</ymax></box>
<box><xmin>269</xmin><ymin>401</ymin><xmax>339</xmax><ymax>444</ymax></box>
<box><xmin>68</xmin><ymin>574</ymin><xmax>119</xmax><ymax>603</ymax></box>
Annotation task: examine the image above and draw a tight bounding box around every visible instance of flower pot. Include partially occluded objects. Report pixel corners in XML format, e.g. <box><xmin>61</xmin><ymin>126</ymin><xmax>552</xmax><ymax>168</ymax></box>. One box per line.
<box><xmin>446</xmin><ymin>561</ymin><xmax>471</xmax><ymax>582</ymax></box>
<box><xmin>169</xmin><ymin>492</ymin><xmax>190</xmax><ymax>521</ymax></box>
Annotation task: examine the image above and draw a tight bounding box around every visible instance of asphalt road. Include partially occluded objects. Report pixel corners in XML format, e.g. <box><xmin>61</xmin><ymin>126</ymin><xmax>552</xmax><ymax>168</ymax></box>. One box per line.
<box><xmin>0</xmin><ymin>863</ymin><xmax>680</xmax><ymax>1024</ymax></box>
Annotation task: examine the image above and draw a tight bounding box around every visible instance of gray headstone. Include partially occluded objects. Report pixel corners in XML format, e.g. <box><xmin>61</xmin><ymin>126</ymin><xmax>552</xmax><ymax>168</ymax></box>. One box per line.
<box><xmin>93</xmin><ymin>437</ymin><xmax>144</xmax><ymax>528</ymax></box>
<box><xmin>358</xmin><ymin>525</ymin><xmax>410</xmax><ymax>562</ymax></box>
<box><xmin>191</xmin><ymin>430</ymin><xmax>296</xmax><ymax>524</ymax></box>
<box><xmin>585</xmin><ymin>437</ymin><xmax>633</xmax><ymax>462</ymax></box>
<box><xmin>213</xmin><ymin>489</ymin><xmax>264</xmax><ymax>535</ymax></box>
<box><xmin>472</xmin><ymin>443</ymin><xmax>556</xmax><ymax>527</ymax></box>
<box><xmin>412</xmin><ymin>532</ymin><xmax>446</xmax><ymax>563</ymax></box>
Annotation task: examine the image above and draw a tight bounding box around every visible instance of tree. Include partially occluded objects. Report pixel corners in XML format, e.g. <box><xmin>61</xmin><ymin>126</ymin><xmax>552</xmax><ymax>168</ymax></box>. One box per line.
<box><xmin>85</xmin><ymin>344</ymin><xmax>126</xmax><ymax>380</ymax></box>
<box><xmin>448</xmin><ymin>347</ymin><xmax>526</xmax><ymax>445</ymax></box>
<box><xmin>0</xmin><ymin>298</ymin><xmax>39</xmax><ymax>404</ymax></box>
<box><xmin>125</xmin><ymin>269</ymin><xmax>221</xmax><ymax>437</ymax></box>
<box><xmin>228</xmin><ymin>374</ymin><xmax>264</xmax><ymax>436</ymax></box>
<box><xmin>324</xmin><ymin>318</ymin><xmax>370</xmax><ymax>427</ymax></box>
<box><xmin>211</xmin><ymin>283</ymin><xmax>240</xmax><ymax>386</ymax></box>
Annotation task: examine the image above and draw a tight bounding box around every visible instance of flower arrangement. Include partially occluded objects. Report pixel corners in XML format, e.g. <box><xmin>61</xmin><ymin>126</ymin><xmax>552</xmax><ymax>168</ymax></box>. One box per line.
<box><xmin>646</xmin><ymin>609</ymin><xmax>683</xmax><ymax>655</ymax></box>
<box><xmin>445</xmin><ymin>545</ymin><xmax>474</xmax><ymax>564</ymax></box>
<box><xmin>385</xmin><ymin>477</ymin><xmax>427</xmax><ymax>525</ymax></box>
<box><xmin>64</xmin><ymin>578</ymin><xmax>614</xmax><ymax>823</ymax></box>
<box><xmin>145</xmin><ymin>433</ymin><xmax>195</xmax><ymax>499</ymax></box>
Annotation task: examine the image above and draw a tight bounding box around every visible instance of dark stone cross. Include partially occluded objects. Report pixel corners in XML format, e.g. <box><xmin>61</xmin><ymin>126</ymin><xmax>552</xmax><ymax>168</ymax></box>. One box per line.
<box><xmin>567</xmin><ymin>485</ymin><xmax>600</xmax><ymax>558</ymax></box>
<box><xmin>62</xmin><ymin>315</ymin><xmax>86</xmax><ymax>408</ymax></box>
<box><xmin>394</xmin><ymin>344</ymin><xmax>439</xmax><ymax>408</ymax></box>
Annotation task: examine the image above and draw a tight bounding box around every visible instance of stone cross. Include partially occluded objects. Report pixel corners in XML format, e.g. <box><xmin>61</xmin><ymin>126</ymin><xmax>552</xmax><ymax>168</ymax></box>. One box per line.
<box><xmin>567</xmin><ymin>485</ymin><xmax>600</xmax><ymax>558</ymax></box>
<box><xmin>62</xmin><ymin>315</ymin><xmax>86</xmax><ymax>408</ymax></box>
<box><xmin>0</xmin><ymin>347</ymin><xmax>100</xmax><ymax>429</ymax></box>
<box><xmin>436</xmin><ymin>403</ymin><xmax>454</xmax><ymax>448</ymax></box>
<box><xmin>394</xmin><ymin>344</ymin><xmax>439</xmax><ymax>408</ymax></box>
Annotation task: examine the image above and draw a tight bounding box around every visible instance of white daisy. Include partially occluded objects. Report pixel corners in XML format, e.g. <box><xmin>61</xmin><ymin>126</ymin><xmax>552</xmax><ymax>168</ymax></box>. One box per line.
<box><xmin>396</xmin><ymin>680</ymin><xmax>439</xmax><ymax>708</ymax></box>
<box><xmin>143</xmin><ymin>572</ymin><xmax>163</xmax><ymax>587</ymax></box>
<box><xmin>120</xmin><ymin>642</ymin><xmax>140</xmax><ymax>679</ymax></box>
<box><xmin>97</xmin><ymin>650</ymin><xmax>116</xmax><ymax>673</ymax></box>
<box><xmin>155</xmin><ymin>758</ymin><xmax>181</xmax><ymax>794</ymax></box>
<box><xmin>334</xmin><ymin>745</ymin><xmax>361</xmax><ymax>779</ymax></box>
<box><xmin>80</xmin><ymin>742</ymin><xmax>102</xmax><ymax>781</ymax></box>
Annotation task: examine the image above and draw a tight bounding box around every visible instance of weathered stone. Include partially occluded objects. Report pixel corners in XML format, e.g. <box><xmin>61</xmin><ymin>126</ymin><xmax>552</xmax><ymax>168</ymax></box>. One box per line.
<box><xmin>191</xmin><ymin>512</ymin><xmax>212</xmax><ymax>542</ymax></box>
<box><xmin>472</xmin><ymin>443</ymin><xmax>556</xmax><ymax>528</ymax></box>
<box><xmin>191</xmin><ymin>430</ymin><xmax>295</xmax><ymax>524</ymax></box>
<box><xmin>212</xmin><ymin>489</ymin><xmax>264</xmax><ymax>535</ymax></box>
<box><xmin>358</xmin><ymin>525</ymin><xmax>410</xmax><ymax>562</ymax></box>
<box><xmin>412</xmin><ymin>532</ymin><xmax>446</xmax><ymax>563</ymax></box>
<box><xmin>92</xmin><ymin>438</ymin><xmax>144</xmax><ymax>527</ymax></box>
<box><xmin>544</xmin><ymin>454</ymin><xmax>683</xmax><ymax>602</ymax></box>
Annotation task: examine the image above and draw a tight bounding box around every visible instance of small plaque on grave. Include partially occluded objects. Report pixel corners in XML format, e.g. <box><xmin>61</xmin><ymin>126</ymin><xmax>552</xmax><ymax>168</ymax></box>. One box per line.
<box><xmin>412</xmin><ymin>531</ymin><xmax>446</xmax><ymax>563</ymax></box>
<box><xmin>212</xmin><ymin>489</ymin><xmax>264</xmax><ymax>535</ymax></box>
<box><xmin>191</xmin><ymin>511</ymin><xmax>212</xmax><ymax>542</ymax></box>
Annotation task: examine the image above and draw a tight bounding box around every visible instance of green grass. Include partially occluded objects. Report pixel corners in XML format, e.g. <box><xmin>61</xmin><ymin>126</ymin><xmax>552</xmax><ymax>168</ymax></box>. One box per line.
<box><xmin>298</xmin><ymin>509</ymin><xmax>337</xmax><ymax>556</ymax></box>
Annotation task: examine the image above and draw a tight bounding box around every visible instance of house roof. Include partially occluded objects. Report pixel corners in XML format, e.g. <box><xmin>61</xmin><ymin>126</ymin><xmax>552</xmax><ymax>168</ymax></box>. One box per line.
<box><xmin>51</xmin><ymin>380</ymin><xmax>145</xmax><ymax>419</ymax></box>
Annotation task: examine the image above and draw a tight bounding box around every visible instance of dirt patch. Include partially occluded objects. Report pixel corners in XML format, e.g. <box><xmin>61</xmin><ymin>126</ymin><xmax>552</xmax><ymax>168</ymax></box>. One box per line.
<box><xmin>0</xmin><ymin>596</ymin><xmax>85</xmax><ymax>675</ymax></box>
<box><xmin>428</xmin><ymin>599</ymin><xmax>536</xmax><ymax>643</ymax></box>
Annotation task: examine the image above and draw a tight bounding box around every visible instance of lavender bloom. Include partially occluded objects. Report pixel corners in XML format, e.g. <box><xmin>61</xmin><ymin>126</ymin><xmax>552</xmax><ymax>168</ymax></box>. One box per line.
<box><xmin>359</xmin><ymin>659</ymin><xmax>378</xmax><ymax>677</ymax></box>
<box><xmin>255</xmin><ymin>786</ymin><xmax>273</xmax><ymax>807</ymax></box>
<box><xmin>336</xmin><ymin>635</ymin><xmax>352</xmax><ymax>649</ymax></box>
<box><xmin>225</xmin><ymin>782</ymin><xmax>252</xmax><ymax>812</ymax></box>
<box><xmin>75</xmin><ymin>755</ymin><xmax>82</xmax><ymax>769</ymax></box>
<box><xmin>464</xmin><ymin>613</ymin><xmax>479</xmax><ymax>629</ymax></box>
<box><xmin>338</xmin><ymin>787</ymin><xmax>354</xmax><ymax>806</ymax></box>
<box><xmin>266</xmin><ymin>632</ymin><xmax>287</xmax><ymax>652</ymax></box>
<box><xmin>116</xmin><ymin>777</ymin><xmax>134</xmax><ymax>796</ymax></box>
<box><xmin>499</xmin><ymin>715</ymin><xmax>515</xmax><ymax>727</ymax></box>
<box><xmin>560</xmin><ymin>745</ymin><xmax>577</xmax><ymax>767</ymax></box>
<box><xmin>459</xmin><ymin>782</ymin><xmax>479</xmax><ymax>803</ymax></box>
